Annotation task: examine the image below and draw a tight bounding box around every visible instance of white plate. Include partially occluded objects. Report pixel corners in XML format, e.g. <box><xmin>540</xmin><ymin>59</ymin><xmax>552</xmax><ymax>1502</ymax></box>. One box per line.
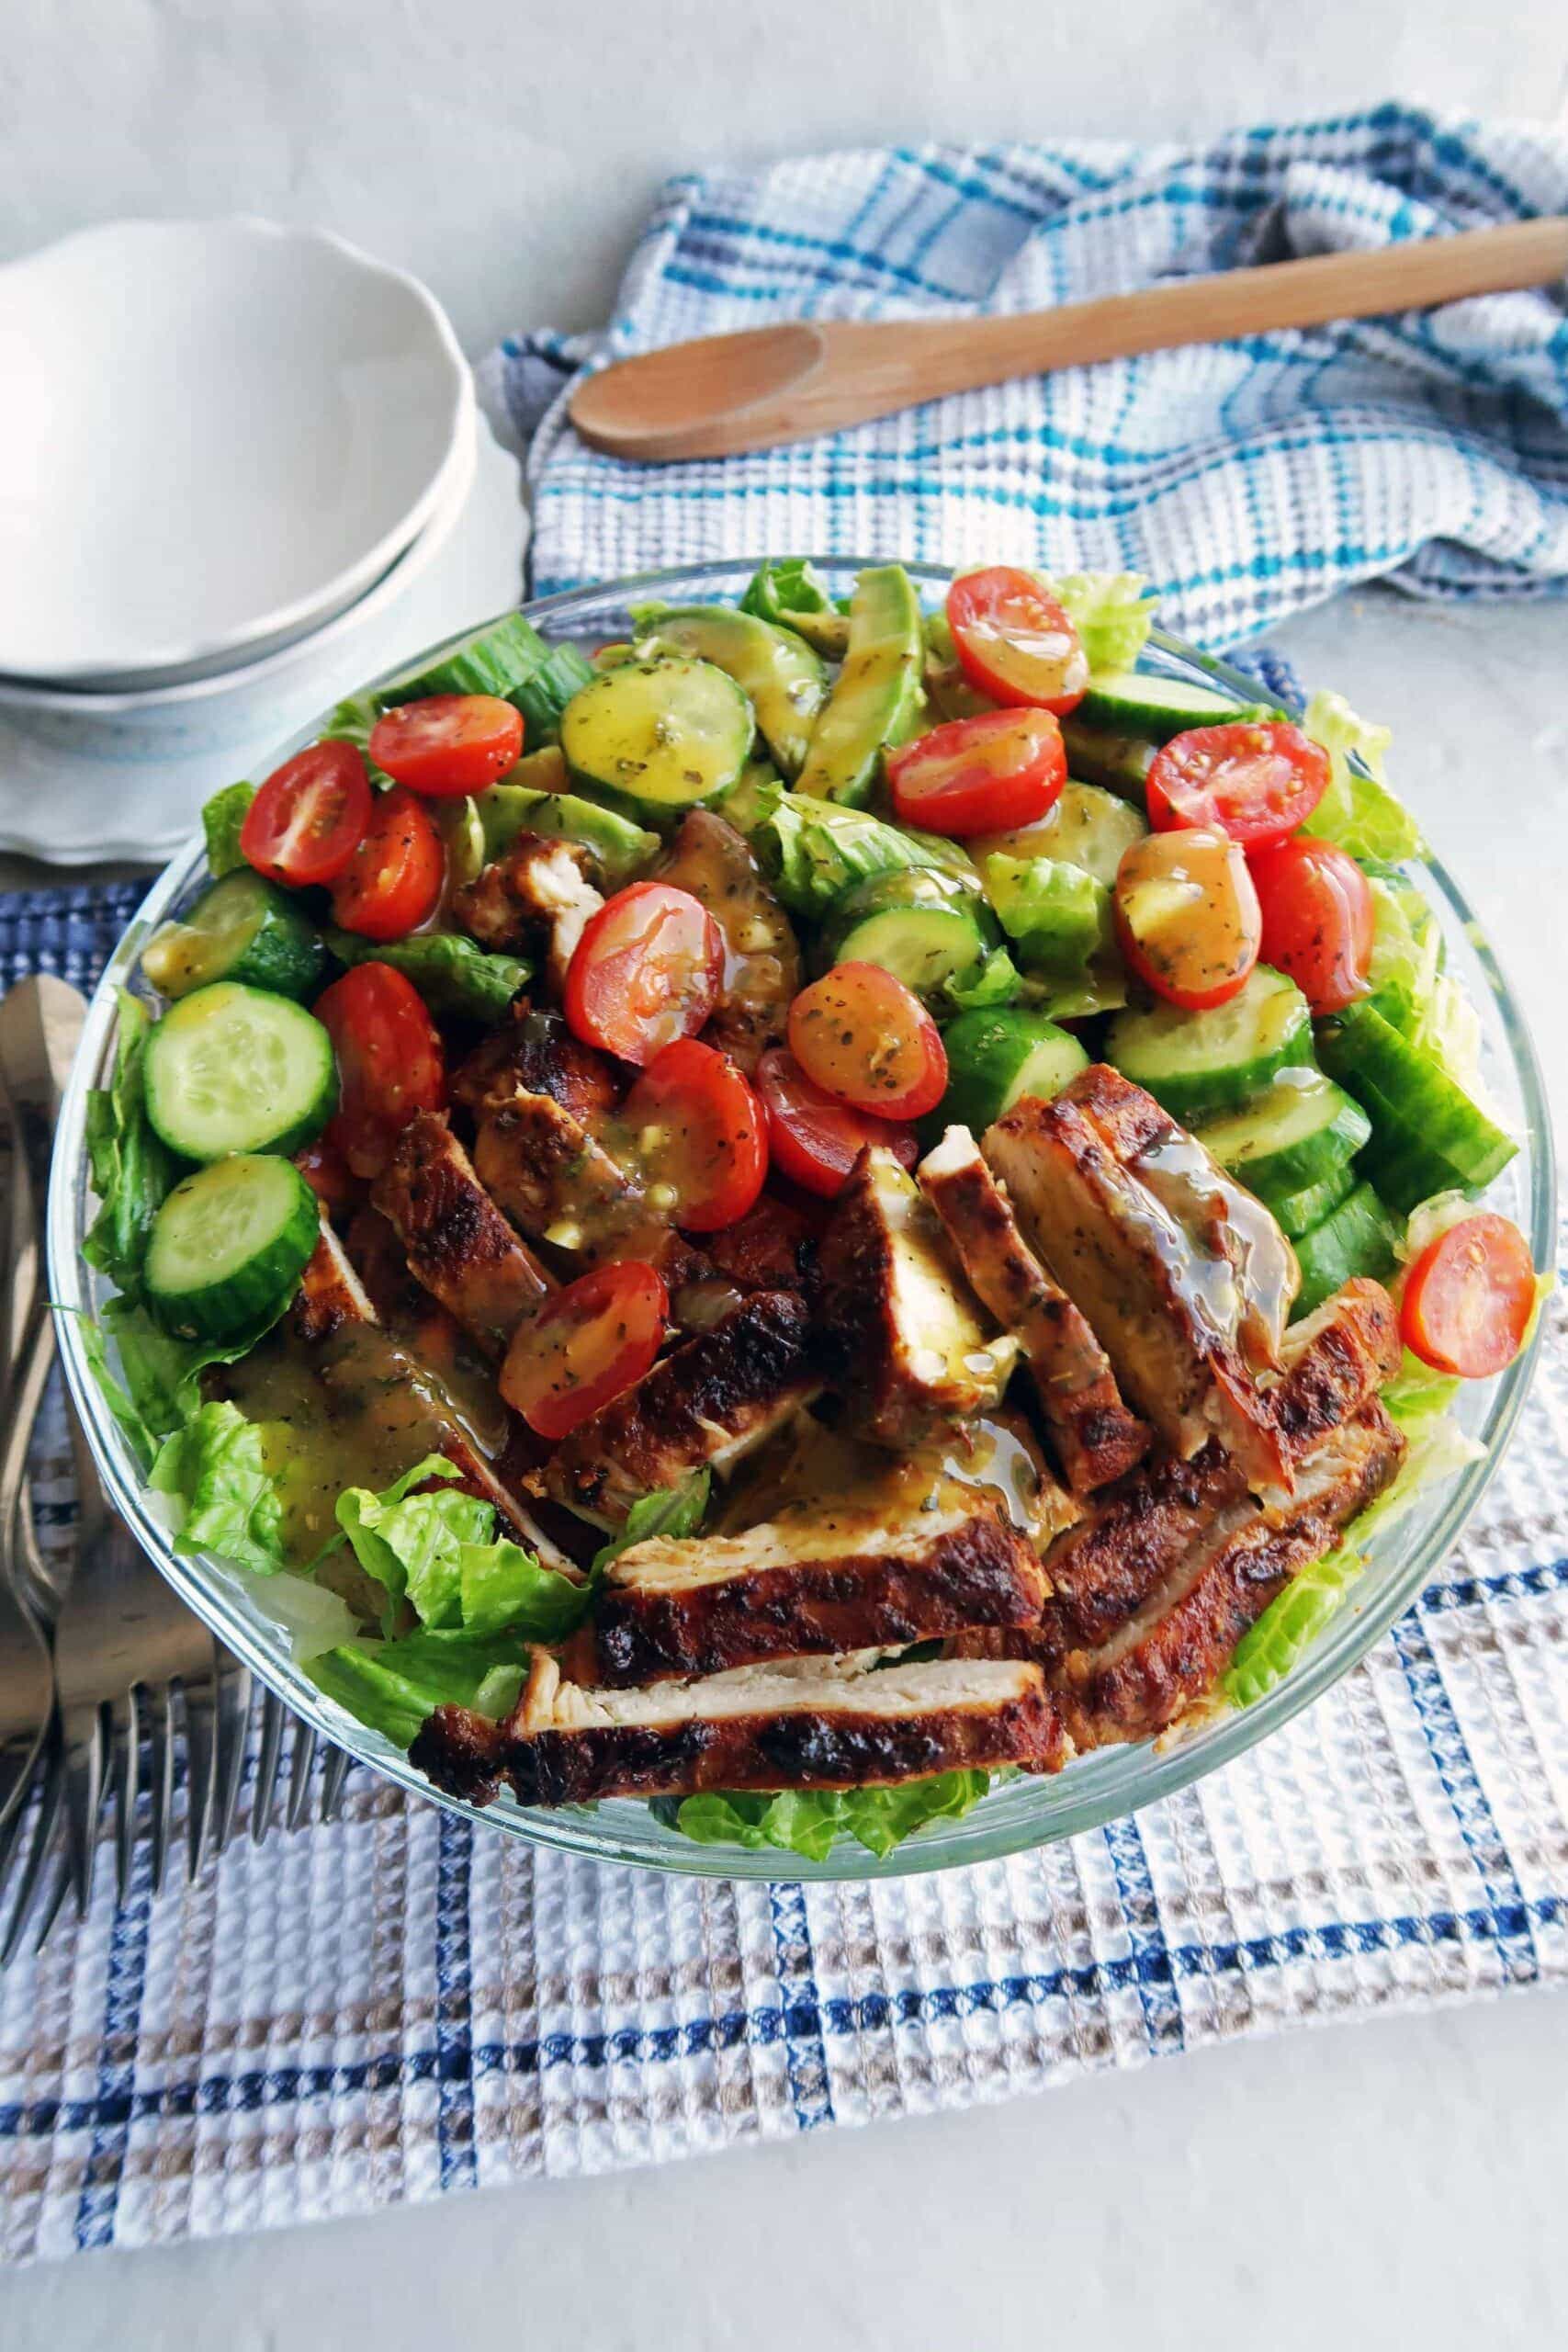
<box><xmin>0</xmin><ymin>219</ymin><xmax>470</xmax><ymax>683</ymax></box>
<box><xmin>0</xmin><ymin>413</ymin><xmax>527</xmax><ymax>865</ymax></box>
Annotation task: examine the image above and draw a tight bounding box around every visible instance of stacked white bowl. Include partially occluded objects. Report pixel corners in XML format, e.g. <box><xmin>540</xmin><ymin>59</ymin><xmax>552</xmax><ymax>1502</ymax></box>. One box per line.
<box><xmin>0</xmin><ymin>219</ymin><xmax>527</xmax><ymax>864</ymax></box>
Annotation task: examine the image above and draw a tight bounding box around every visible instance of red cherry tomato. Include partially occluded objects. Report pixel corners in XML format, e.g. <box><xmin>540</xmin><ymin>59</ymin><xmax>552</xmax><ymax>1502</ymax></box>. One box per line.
<box><xmin>1401</xmin><ymin>1212</ymin><xmax>1536</xmax><ymax>1378</ymax></box>
<box><xmin>313</xmin><ymin>963</ymin><xmax>446</xmax><ymax>1179</ymax></box>
<box><xmin>886</xmin><ymin>708</ymin><xmax>1066</xmax><ymax>837</ymax></box>
<box><xmin>945</xmin><ymin>568</ymin><xmax>1089</xmax><ymax>715</ymax></box>
<box><xmin>787</xmin><ymin>963</ymin><xmax>948</xmax><ymax>1122</ymax></box>
<box><xmin>292</xmin><ymin>1135</ymin><xmax>366</xmax><ymax>1212</ymax></box>
<box><xmin>1145</xmin><ymin>721</ymin><xmax>1330</xmax><ymax>851</ymax></box>
<box><xmin>1114</xmin><ymin>827</ymin><xmax>1261</xmax><ymax>1011</ymax></box>
<box><xmin>564</xmin><ymin>881</ymin><xmax>724</xmax><ymax>1066</ymax></box>
<box><xmin>367</xmin><ymin>694</ymin><xmax>525</xmax><ymax>797</ymax></box>
<box><xmin>755</xmin><ymin>1047</ymin><xmax>919</xmax><ymax>1199</ymax></box>
<box><xmin>621</xmin><ymin>1038</ymin><xmax>768</xmax><ymax>1233</ymax></box>
<box><xmin>240</xmin><ymin>740</ymin><xmax>371</xmax><ymax>888</ymax></box>
<box><xmin>1248</xmin><ymin>836</ymin><xmax>1374</xmax><ymax>1016</ymax></box>
<box><xmin>328</xmin><ymin>786</ymin><xmax>445</xmax><ymax>942</ymax></box>
<box><xmin>499</xmin><ymin>1261</ymin><xmax>668</xmax><ymax>1440</ymax></box>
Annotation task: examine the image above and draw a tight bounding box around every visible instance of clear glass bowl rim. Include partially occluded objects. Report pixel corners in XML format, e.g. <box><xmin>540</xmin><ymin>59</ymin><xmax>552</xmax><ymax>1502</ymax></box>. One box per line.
<box><xmin>47</xmin><ymin>556</ymin><xmax>1558</xmax><ymax>1882</ymax></box>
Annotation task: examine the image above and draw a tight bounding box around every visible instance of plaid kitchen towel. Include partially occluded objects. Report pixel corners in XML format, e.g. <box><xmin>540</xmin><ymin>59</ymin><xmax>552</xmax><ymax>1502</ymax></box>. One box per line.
<box><xmin>484</xmin><ymin>103</ymin><xmax>1568</xmax><ymax>644</ymax></box>
<box><xmin>7</xmin><ymin>102</ymin><xmax>1568</xmax><ymax>2261</ymax></box>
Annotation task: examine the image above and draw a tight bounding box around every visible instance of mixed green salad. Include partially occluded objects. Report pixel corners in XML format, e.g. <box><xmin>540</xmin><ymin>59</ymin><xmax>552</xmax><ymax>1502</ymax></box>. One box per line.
<box><xmin>76</xmin><ymin>555</ymin><xmax>1544</xmax><ymax>1864</ymax></box>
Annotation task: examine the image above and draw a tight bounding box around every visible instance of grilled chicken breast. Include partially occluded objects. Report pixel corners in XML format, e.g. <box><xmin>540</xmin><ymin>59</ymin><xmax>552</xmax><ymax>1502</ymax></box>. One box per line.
<box><xmin>594</xmin><ymin>1496</ymin><xmax>1048</xmax><ymax>1684</ymax></box>
<box><xmin>530</xmin><ymin>1288</ymin><xmax>821</xmax><ymax>1525</ymax></box>
<box><xmin>815</xmin><ymin>1147</ymin><xmax>1019</xmax><ymax>1448</ymax></box>
<box><xmin>293</xmin><ymin>1217</ymin><xmax>378</xmax><ymax>1343</ymax></box>
<box><xmin>372</xmin><ymin>1110</ymin><xmax>552</xmax><ymax>1358</ymax></box>
<box><xmin>919</xmin><ymin>1125</ymin><xmax>1149</xmax><ymax>1492</ymax></box>
<box><xmin>454</xmin><ymin>835</ymin><xmax>604</xmax><ymax>993</ymax></box>
<box><xmin>983</xmin><ymin>1073</ymin><xmax>1292</xmax><ymax>1494</ymax></box>
<box><xmin>658</xmin><ymin>809</ymin><xmax>800</xmax><ymax>1071</ymax></box>
<box><xmin>412</xmin><ymin>1649</ymin><xmax>1070</xmax><ymax>1806</ymax></box>
<box><xmin>452</xmin><ymin>1005</ymin><xmax>619</xmax><ymax>1127</ymax></box>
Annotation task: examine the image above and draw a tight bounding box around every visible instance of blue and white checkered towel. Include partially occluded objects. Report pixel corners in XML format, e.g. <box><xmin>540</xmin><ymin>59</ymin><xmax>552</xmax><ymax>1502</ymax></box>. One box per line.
<box><xmin>6</xmin><ymin>107</ymin><xmax>1568</xmax><ymax>2266</ymax></box>
<box><xmin>485</xmin><ymin>102</ymin><xmax>1568</xmax><ymax>640</ymax></box>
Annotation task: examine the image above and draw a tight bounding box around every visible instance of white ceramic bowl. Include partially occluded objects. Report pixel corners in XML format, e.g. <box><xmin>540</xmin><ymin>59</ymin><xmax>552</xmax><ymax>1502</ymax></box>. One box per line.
<box><xmin>0</xmin><ymin>218</ymin><xmax>470</xmax><ymax>684</ymax></box>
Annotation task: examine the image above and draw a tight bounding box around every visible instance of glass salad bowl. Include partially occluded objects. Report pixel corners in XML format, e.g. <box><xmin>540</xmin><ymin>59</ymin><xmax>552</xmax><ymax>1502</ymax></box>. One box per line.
<box><xmin>48</xmin><ymin>559</ymin><xmax>1557</xmax><ymax>1881</ymax></box>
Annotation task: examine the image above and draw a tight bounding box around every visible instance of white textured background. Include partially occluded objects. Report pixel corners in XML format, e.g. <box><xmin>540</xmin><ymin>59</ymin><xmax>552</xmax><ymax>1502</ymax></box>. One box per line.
<box><xmin>5</xmin><ymin>3</ymin><xmax>1568</xmax><ymax>2342</ymax></box>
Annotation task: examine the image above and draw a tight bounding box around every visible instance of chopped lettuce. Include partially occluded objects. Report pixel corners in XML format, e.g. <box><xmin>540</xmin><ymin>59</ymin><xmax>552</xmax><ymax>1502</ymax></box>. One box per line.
<box><xmin>671</xmin><ymin>1768</ymin><xmax>994</xmax><ymax>1863</ymax></box>
<box><xmin>321</xmin><ymin>692</ymin><xmax>394</xmax><ymax>787</ymax></box>
<box><xmin>459</xmin><ymin>1538</ymin><xmax>592</xmax><ymax>1643</ymax></box>
<box><xmin>82</xmin><ymin>1295</ymin><xmax>283</xmax><ymax>1469</ymax></box>
<box><xmin>739</xmin><ymin>556</ymin><xmax>835</xmax><ymax>629</ymax></box>
<box><xmin>1223</xmin><ymin>1542</ymin><xmax>1364</xmax><ymax>1710</ymax></box>
<box><xmin>1045</xmin><ymin>571</ymin><xmax>1158</xmax><ymax>674</ymax></box>
<box><xmin>308</xmin><ymin>1626</ymin><xmax>533</xmax><ymax>1750</ymax></box>
<box><xmin>942</xmin><ymin>944</ymin><xmax>1022</xmax><ymax>1012</ymax></box>
<box><xmin>980</xmin><ymin>853</ymin><xmax>1112</xmax><ymax>981</ymax></box>
<box><xmin>752</xmin><ymin>793</ymin><xmax>976</xmax><ymax>918</ymax></box>
<box><xmin>82</xmin><ymin>991</ymin><xmax>179</xmax><ymax>1300</ymax></box>
<box><xmin>591</xmin><ymin>1472</ymin><xmax>711</xmax><ymax>1578</ymax></box>
<box><xmin>323</xmin><ymin>926</ymin><xmax>529</xmax><ymax>1023</ymax></box>
<box><xmin>150</xmin><ymin>1401</ymin><xmax>288</xmax><ymax>1576</ymax></box>
<box><xmin>1365</xmin><ymin>874</ymin><xmax>1440</xmax><ymax>1035</ymax></box>
<box><xmin>1301</xmin><ymin>689</ymin><xmax>1425</xmax><ymax>865</ymax></box>
<box><xmin>336</xmin><ymin>1457</ymin><xmax>488</xmax><ymax>1628</ymax></box>
<box><xmin>199</xmin><ymin>781</ymin><xmax>256</xmax><ymax>877</ymax></box>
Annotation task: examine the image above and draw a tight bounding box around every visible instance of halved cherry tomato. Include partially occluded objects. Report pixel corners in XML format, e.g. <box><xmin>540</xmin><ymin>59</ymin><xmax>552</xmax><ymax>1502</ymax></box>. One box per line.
<box><xmin>1145</xmin><ymin>720</ymin><xmax>1330</xmax><ymax>850</ymax></box>
<box><xmin>329</xmin><ymin>786</ymin><xmax>445</xmax><ymax>942</ymax></box>
<box><xmin>240</xmin><ymin>740</ymin><xmax>371</xmax><ymax>888</ymax></box>
<box><xmin>367</xmin><ymin>694</ymin><xmax>525</xmax><ymax>797</ymax></box>
<box><xmin>945</xmin><ymin>568</ymin><xmax>1089</xmax><ymax>715</ymax></box>
<box><xmin>313</xmin><ymin>962</ymin><xmax>446</xmax><ymax>1179</ymax></box>
<box><xmin>1114</xmin><ymin>827</ymin><xmax>1261</xmax><ymax>1011</ymax></box>
<box><xmin>1248</xmin><ymin>836</ymin><xmax>1373</xmax><ymax>1015</ymax></box>
<box><xmin>756</xmin><ymin>1046</ymin><xmax>919</xmax><ymax>1198</ymax></box>
<box><xmin>292</xmin><ymin>1135</ymin><xmax>366</xmax><ymax>1211</ymax></box>
<box><xmin>787</xmin><ymin>963</ymin><xmax>948</xmax><ymax>1122</ymax></box>
<box><xmin>499</xmin><ymin>1261</ymin><xmax>668</xmax><ymax>1440</ymax></box>
<box><xmin>564</xmin><ymin>881</ymin><xmax>724</xmax><ymax>1066</ymax></box>
<box><xmin>886</xmin><ymin>708</ymin><xmax>1066</xmax><ymax>837</ymax></box>
<box><xmin>1402</xmin><ymin>1212</ymin><xmax>1536</xmax><ymax>1378</ymax></box>
<box><xmin>622</xmin><ymin>1038</ymin><xmax>768</xmax><ymax>1233</ymax></box>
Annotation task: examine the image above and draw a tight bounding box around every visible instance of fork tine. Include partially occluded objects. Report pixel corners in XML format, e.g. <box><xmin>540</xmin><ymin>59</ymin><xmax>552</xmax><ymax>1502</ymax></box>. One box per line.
<box><xmin>111</xmin><ymin>1689</ymin><xmax>141</xmax><ymax>1909</ymax></box>
<box><xmin>1</xmin><ymin>1741</ymin><xmax>64</xmax><ymax>1966</ymax></box>
<box><xmin>147</xmin><ymin>1683</ymin><xmax>177</xmax><ymax>1898</ymax></box>
<box><xmin>183</xmin><ymin>1647</ymin><xmax>222</xmax><ymax>1881</ymax></box>
<box><xmin>28</xmin><ymin>1837</ymin><xmax>73</xmax><ymax>1959</ymax></box>
<box><xmin>286</xmin><ymin>1722</ymin><xmax>319</xmax><ymax>1831</ymax></box>
<box><xmin>252</xmin><ymin>1691</ymin><xmax>285</xmax><ymax>1843</ymax></box>
<box><xmin>212</xmin><ymin>1652</ymin><xmax>254</xmax><ymax>1858</ymax></box>
<box><xmin>319</xmin><ymin>1744</ymin><xmax>352</xmax><ymax>1825</ymax></box>
<box><xmin>61</xmin><ymin>1702</ymin><xmax>108</xmax><ymax>1918</ymax></box>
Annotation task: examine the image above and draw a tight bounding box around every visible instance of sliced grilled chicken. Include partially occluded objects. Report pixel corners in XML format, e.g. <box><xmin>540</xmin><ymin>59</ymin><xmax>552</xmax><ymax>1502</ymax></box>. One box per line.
<box><xmin>454</xmin><ymin>834</ymin><xmax>605</xmax><ymax>994</ymax></box>
<box><xmin>293</xmin><ymin>1217</ymin><xmax>378</xmax><ymax>1343</ymax></box>
<box><xmin>530</xmin><ymin>1288</ymin><xmax>821</xmax><ymax>1526</ymax></box>
<box><xmin>411</xmin><ymin>1649</ymin><xmax>1069</xmax><ymax>1806</ymax></box>
<box><xmin>451</xmin><ymin>1003</ymin><xmax>619</xmax><ymax>1127</ymax></box>
<box><xmin>1269</xmin><ymin>1276</ymin><xmax>1402</xmax><ymax>1463</ymax></box>
<box><xmin>698</xmin><ymin>1191</ymin><xmax>818</xmax><ymax>1293</ymax></box>
<box><xmin>474</xmin><ymin>1085</ymin><xmax>652</xmax><ymax>1256</ymax></box>
<box><xmin>983</xmin><ymin>1074</ymin><xmax>1292</xmax><ymax>1495</ymax></box>
<box><xmin>593</xmin><ymin>1495</ymin><xmax>1048</xmax><ymax>1685</ymax></box>
<box><xmin>919</xmin><ymin>1125</ymin><xmax>1149</xmax><ymax>1492</ymax></box>
<box><xmin>659</xmin><ymin>809</ymin><xmax>800</xmax><ymax>1071</ymax></box>
<box><xmin>372</xmin><ymin>1110</ymin><xmax>552</xmax><ymax>1358</ymax></box>
<box><xmin>814</xmin><ymin>1147</ymin><xmax>1019</xmax><ymax>1449</ymax></box>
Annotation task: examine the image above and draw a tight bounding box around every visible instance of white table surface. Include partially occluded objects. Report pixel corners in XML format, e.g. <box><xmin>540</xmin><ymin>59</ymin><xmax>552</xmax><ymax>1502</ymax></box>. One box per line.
<box><xmin>5</xmin><ymin>4</ymin><xmax>1568</xmax><ymax>2338</ymax></box>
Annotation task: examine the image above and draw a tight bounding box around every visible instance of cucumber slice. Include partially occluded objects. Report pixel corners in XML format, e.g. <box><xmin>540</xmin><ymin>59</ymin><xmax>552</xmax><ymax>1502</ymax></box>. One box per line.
<box><xmin>1290</xmin><ymin>1182</ymin><xmax>1402</xmax><ymax>1320</ymax></box>
<box><xmin>1108</xmin><ymin>965</ymin><xmax>1313</xmax><ymax>1120</ymax></box>
<box><xmin>796</xmin><ymin>565</ymin><xmax>924</xmax><ymax>807</ymax></box>
<box><xmin>940</xmin><ymin>1009</ymin><xmax>1089</xmax><ymax>1133</ymax></box>
<box><xmin>1317</xmin><ymin>1001</ymin><xmax>1517</xmax><ymax>1202</ymax></box>
<box><xmin>632</xmin><ymin>605</ymin><xmax>828</xmax><ymax>777</ymax></box>
<box><xmin>981</xmin><ymin>853</ymin><xmax>1113</xmax><ymax>979</ymax></box>
<box><xmin>143</xmin><ymin>983</ymin><xmax>337</xmax><ymax>1161</ymax></box>
<box><xmin>971</xmin><ymin>781</ymin><xmax>1146</xmax><ymax>890</ymax></box>
<box><xmin>1058</xmin><ymin>718</ymin><xmax>1158</xmax><ymax>805</ymax></box>
<box><xmin>820</xmin><ymin>868</ymin><xmax>997</xmax><ymax>1000</ymax></box>
<box><xmin>1266</xmin><ymin>1158</ymin><xmax>1359</xmax><ymax>1242</ymax></box>
<box><xmin>560</xmin><ymin>659</ymin><xmax>753</xmax><ymax>819</ymax></box>
<box><xmin>1077</xmin><ymin>672</ymin><xmax>1279</xmax><ymax>740</ymax></box>
<box><xmin>1192</xmin><ymin>1071</ymin><xmax>1371</xmax><ymax>1203</ymax></box>
<box><xmin>141</xmin><ymin>873</ymin><xmax>325</xmax><ymax>1002</ymax></box>
<box><xmin>382</xmin><ymin>612</ymin><xmax>594</xmax><ymax>744</ymax></box>
<box><xmin>145</xmin><ymin>1154</ymin><xmax>321</xmax><ymax>1341</ymax></box>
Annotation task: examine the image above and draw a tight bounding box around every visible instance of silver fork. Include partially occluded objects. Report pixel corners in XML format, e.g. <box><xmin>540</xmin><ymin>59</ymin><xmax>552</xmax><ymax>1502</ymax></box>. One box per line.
<box><xmin>0</xmin><ymin>1060</ymin><xmax>58</xmax><ymax>1917</ymax></box>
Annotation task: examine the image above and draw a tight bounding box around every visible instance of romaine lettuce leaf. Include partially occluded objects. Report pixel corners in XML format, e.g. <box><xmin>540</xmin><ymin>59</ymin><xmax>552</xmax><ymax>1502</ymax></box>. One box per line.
<box><xmin>336</xmin><ymin>1458</ymin><xmax>487</xmax><ymax>1628</ymax></box>
<box><xmin>1045</xmin><ymin>571</ymin><xmax>1158</xmax><ymax>673</ymax></box>
<box><xmin>150</xmin><ymin>1401</ymin><xmax>287</xmax><ymax>1576</ymax></box>
<box><xmin>321</xmin><ymin>692</ymin><xmax>394</xmax><ymax>787</ymax></box>
<box><xmin>980</xmin><ymin>853</ymin><xmax>1112</xmax><ymax>980</ymax></box>
<box><xmin>1222</xmin><ymin>1542</ymin><xmax>1364</xmax><ymax>1709</ymax></box>
<box><xmin>942</xmin><ymin>945</ymin><xmax>1022</xmax><ymax>1012</ymax></box>
<box><xmin>81</xmin><ymin>1295</ymin><xmax>283</xmax><ymax>1469</ymax></box>
<box><xmin>739</xmin><ymin>557</ymin><xmax>834</xmax><ymax>628</ymax></box>
<box><xmin>459</xmin><ymin>1537</ymin><xmax>591</xmax><ymax>1642</ymax></box>
<box><xmin>323</xmin><ymin>926</ymin><xmax>529</xmax><ymax>1023</ymax></box>
<box><xmin>591</xmin><ymin>1472</ymin><xmax>711</xmax><ymax>1577</ymax></box>
<box><xmin>671</xmin><ymin>1767</ymin><xmax>994</xmax><ymax>1862</ymax></box>
<box><xmin>308</xmin><ymin>1626</ymin><xmax>533</xmax><ymax>1749</ymax></box>
<box><xmin>1301</xmin><ymin>690</ymin><xmax>1425</xmax><ymax>865</ymax></box>
<box><xmin>1364</xmin><ymin>874</ymin><xmax>1441</xmax><ymax>1035</ymax></box>
<box><xmin>199</xmin><ymin>781</ymin><xmax>256</xmax><ymax>877</ymax></box>
<box><xmin>753</xmin><ymin>794</ymin><xmax>976</xmax><ymax>918</ymax></box>
<box><xmin>82</xmin><ymin>991</ymin><xmax>180</xmax><ymax>1299</ymax></box>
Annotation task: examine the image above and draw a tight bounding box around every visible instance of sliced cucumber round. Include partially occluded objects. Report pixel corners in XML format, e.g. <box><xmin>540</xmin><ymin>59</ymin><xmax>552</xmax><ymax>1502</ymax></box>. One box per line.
<box><xmin>940</xmin><ymin>1009</ymin><xmax>1089</xmax><ymax>1134</ymax></box>
<box><xmin>971</xmin><ymin>780</ymin><xmax>1147</xmax><ymax>889</ymax></box>
<box><xmin>1077</xmin><ymin>671</ymin><xmax>1280</xmax><ymax>741</ymax></box>
<box><xmin>1290</xmin><ymin>1181</ymin><xmax>1402</xmax><ymax>1321</ymax></box>
<box><xmin>820</xmin><ymin>868</ymin><xmax>997</xmax><ymax>1000</ymax></box>
<box><xmin>143</xmin><ymin>982</ymin><xmax>337</xmax><ymax>1161</ymax></box>
<box><xmin>1192</xmin><ymin>1070</ymin><xmax>1371</xmax><ymax>1204</ymax></box>
<box><xmin>1057</xmin><ymin>718</ymin><xmax>1157</xmax><ymax>805</ymax></box>
<box><xmin>1266</xmin><ymin>1158</ymin><xmax>1359</xmax><ymax>1242</ymax></box>
<box><xmin>1107</xmin><ymin>964</ymin><xmax>1313</xmax><ymax>1121</ymax></box>
<box><xmin>146</xmin><ymin>1153</ymin><xmax>321</xmax><ymax>1341</ymax></box>
<box><xmin>1317</xmin><ymin>1001</ymin><xmax>1516</xmax><ymax>1198</ymax></box>
<box><xmin>633</xmin><ymin>605</ymin><xmax>828</xmax><ymax>777</ymax></box>
<box><xmin>560</xmin><ymin>658</ymin><xmax>754</xmax><ymax>818</ymax></box>
<box><xmin>141</xmin><ymin>872</ymin><xmax>326</xmax><ymax>1003</ymax></box>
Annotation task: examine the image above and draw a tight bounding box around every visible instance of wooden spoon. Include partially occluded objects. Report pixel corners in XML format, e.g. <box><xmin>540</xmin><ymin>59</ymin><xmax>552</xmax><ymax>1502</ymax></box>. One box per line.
<box><xmin>570</xmin><ymin>216</ymin><xmax>1568</xmax><ymax>464</ymax></box>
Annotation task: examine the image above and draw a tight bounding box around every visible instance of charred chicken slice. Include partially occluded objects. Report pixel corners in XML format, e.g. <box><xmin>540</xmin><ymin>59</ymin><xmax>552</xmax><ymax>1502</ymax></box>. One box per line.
<box><xmin>918</xmin><ymin>1125</ymin><xmax>1149</xmax><ymax>1492</ymax></box>
<box><xmin>411</xmin><ymin>1649</ymin><xmax>1069</xmax><ymax>1807</ymax></box>
<box><xmin>293</xmin><ymin>1217</ymin><xmax>378</xmax><ymax>1344</ymax></box>
<box><xmin>454</xmin><ymin>834</ymin><xmax>604</xmax><ymax>994</ymax></box>
<box><xmin>982</xmin><ymin>1071</ymin><xmax>1292</xmax><ymax>1495</ymax></box>
<box><xmin>658</xmin><ymin>809</ymin><xmax>800</xmax><ymax>1071</ymax></box>
<box><xmin>593</xmin><ymin>1495</ymin><xmax>1048</xmax><ymax>1685</ymax></box>
<box><xmin>451</xmin><ymin>1004</ymin><xmax>619</xmax><ymax>1127</ymax></box>
<box><xmin>814</xmin><ymin>1147</ymin><xmax>1019</xmax><ymax>1449</ymax></box>
<box><xmin>372</xmin><ymin>1110</ymin><xmax>551</xmax><ymax>1358</ymax></box>
<box><xmin>529</xmin><ymin>1287</ymin><xmax>821</xmax><ymax>1526</ymax></box>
